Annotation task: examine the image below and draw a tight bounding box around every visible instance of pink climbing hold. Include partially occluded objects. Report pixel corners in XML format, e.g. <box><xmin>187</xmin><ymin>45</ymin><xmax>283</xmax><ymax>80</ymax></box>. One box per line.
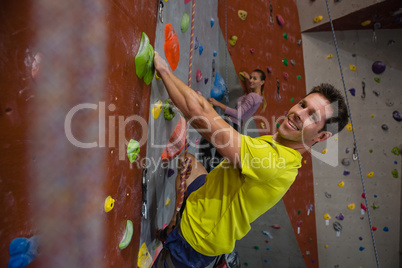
<box><xmin>266</xmin><ymin>66</ymin><xmax>273</xmax><ymax>74</ymax></box>
<box><xmin>283</xmin><ymin>72</ymin><xmax>289</xmax><ymax>80</ymax></box>
<box><xmin>196</xmin><ymin>69</ymin><xmax>202</xmax><ymax>83</ymax></box>
<box><xmin>276</xmin><ymin>14</ymin><xmax>285</xmax><ymax>26</ymax></box>
<box><xmin>250</xmin><ymin>48</ymin><xmax>255</xmax><ymax>54</ymax></box>
<box><xmin>184</xmin><ymin>0</ymin><xmax>191</xmax><ymax>4</ymax></box>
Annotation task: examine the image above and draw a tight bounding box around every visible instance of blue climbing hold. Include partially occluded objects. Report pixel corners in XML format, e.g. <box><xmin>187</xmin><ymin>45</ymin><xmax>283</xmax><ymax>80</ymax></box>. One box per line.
<box><xmin>210</xmin><ymin>73</ymin><xmax>226</xmax><ymax>102</ymax></box>
<box><xmin>359</xmin><ymin>246</ymin><xmax>365</xmax><ymax>251</ymax></box>
<box><xmin>8</xmin><ymin>236</ymin><xmax>40</xmax><ymax>268</ymax></box>
<box><xmin>168</xmin><ymin>168</ymin><xmax>175</xmax><ymax>177</ymax></box>
<box><xmin>213</xmin><ymin>51</ymin><xmax>217</xmax><ymax>57</ymax></box>
<box><xmin>199</xmin><ymin>45</ymin><xmax>203</xmax><ymax>55</ymax></box>
<box><xmin>343</xmin><ymin>171</ymin><xmax>350</xmax><ymax>176</ymax></box>
<box><xmin>210</xmin><ymin>18</ymin><xmax>215</xmax><ymax>28</ymax></box>
<box><xmin>383</xmin><ymin>227</ymin><xmax>389</xmax><ymax>232</ymax></box>
<box><xmin>349</xmin><ymin>88</ymin><xmax>356</xmax><ymax>96</ymax></box>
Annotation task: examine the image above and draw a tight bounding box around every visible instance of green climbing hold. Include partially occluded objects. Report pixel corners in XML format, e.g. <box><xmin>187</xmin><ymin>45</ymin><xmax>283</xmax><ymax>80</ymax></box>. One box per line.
<box><xmin>276</xmin><ymin>123</ymin><xmax>280</xmax><ymax>128</ymax></box>
<box><xmin>282</xmin><ymin>58</ymin><xmax>288</xmax><ymax>66</ymax></box>
<box><xmin>127</xmin><ymin>139</ymin><xmax>140</xmax><ymax>163</ymax></box>
<box><xmin>254</xmin><ymin>246</ymin><xmax>259</xmax><ymax>250</ymax></box>
<box><xmin>290</xmin><ymin>98</ymin><xmax>294</xmax><ymax>103</ymax></box>
<box><xmin>283</xmin><ymin>33</ymin><xmax>288</xmax><ymax>40</ymax></box>
<box><xmin>181</xmin><ymin>12</ymin><xmax>190</xmax><ymax>33</ymax></box>
<box><xmin>298</xmin><ymin>210</ymin><xmax>301</xmax><ymax>215</ymax></box>
<box><xmin>392</xmin><ymin>169</ymin><xmax>399</xmax><ymax>178</ymax></box>
<box><xmin>164</xmin><ymin>99</ymin><xmax>175</xmax><ymax>121</ymax></box>
<box><xmin>244</xmin><ymin>263</ymin><xmax>249</xmax><ymax>266</ymax></box>
<box><xmin>297</xmin><ymin>75</ymin><xmax>301</xmax><ymax>80</ymax></box>
<box><xmin>143</xmin><ymin>44</ymin><xmax>155</xmax><ymax>85</ymax></box>
<box><xmin>119</xmin><ymin>220</ymin><xmax>133</xmax><ymax>250</ymax></box>
<box><xmin>369</xmin><ymin>149</ymin><xmax>373</xmax><ymax>153</ymax></box>
<box><xmin>374</xmin><ymin>77</ymin><xmax>381</xmax><ymax>83</ymax></box>
<box><xmin>391</xmin><ymin>146</ymin><xmax>400</xmax><ymax>156</ymax></box>
<box><xmin>135</xmin><ymin>32</ymin><xmax>155</xmax><ymax>85</ymax></box>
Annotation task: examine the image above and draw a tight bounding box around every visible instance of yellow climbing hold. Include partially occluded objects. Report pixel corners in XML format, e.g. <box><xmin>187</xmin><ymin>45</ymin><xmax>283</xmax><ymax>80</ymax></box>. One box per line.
<box><xmin>321</xmin><ymin>148</ymin><xmax>327</xmax><ymax>154</ymax></box>
<box><xmin>104</xmin><ymin>196</ymin><xmax>115</xmax><ymax>212</ymax></box>
<box><xmin>324</xmin><ymin>244</ymin><xmax>329</xmax><ymax>249</ymax></box>
<box><xmin>347</xmin><ymin>203</ymin><xmax>355</xmax><ymax>210</ymax></box>
<box><xmin>238</xmin><ymin>10</ymin><xmax>247</xmax><ymax>21</ymax></box>
<box><xmin>338</xmin><ymin>181</ymin><xmax>345</xmax><ymax>188</ymax></box>
<box><xmin>239</xmin><ymin>72</ymin><xmax>247</xmax><ymax>81</ymax></box>
<box><xmin>324</xmin><ymin>213</ymin><xmax>331</xmax><ymax>220</ymax></box>
<box><xmin>314</xmin><ymin>16</ymin><xmax>323</xmax><ymax>23</ymax></box>
<box><xmin>326</xmin><ymin>54</ymin><xmax>333</xmax><ymax>59</ymax></box>
<box><xmin>334</xmin><ymin>138</ymin><xmax>338</xmax><ymax>141</ymax></box>
<box><xmin>370</xmin><ymin>114</ymin><xmax>374</xmax><ymax>118</ymax></box>
<box><xmin>346</xmin><ymin>123</ymin><xmax>353</xmax><ymax>132</ymax></box>
<box><xmin>367</xmin><ymin>172</ymin><xmax>374</xmax><ymax>178</ymax></box>
<box><xmin>229</xmin><ymin>36</ymin><xmax>238</xmax><ymax>46</ymax></box>
<box><xmin>361</xmin><ymin>20</ymin><xmax>371</xmax><ymax>26</ymax></box>
<box><xmin>165</xmin><ymin>198</ymin><xmax>171</xmax><ymax>206</ymax></box>
<box><xmin>260</xmin><ymin>122</ymin><xmax>265</xmax><ymax>129</ymax></box>
<box><xmin>303</xmin><ymin>160</ymin><xmax>307</xmax><ymax>164</ymax></box>
<box><xmin>349</xmin><ymin>64</ymin><xmax>357</xmax><ymax>71</ymax></box>
<box><xmin>152</xmin><ymin>100</ymin><xmax>163</xmax><ymax>119</ymax></box>
<box><xmin>138</xmin><ymin>242</ymin><xmax>153</xmax><ymax>268</ymax></box>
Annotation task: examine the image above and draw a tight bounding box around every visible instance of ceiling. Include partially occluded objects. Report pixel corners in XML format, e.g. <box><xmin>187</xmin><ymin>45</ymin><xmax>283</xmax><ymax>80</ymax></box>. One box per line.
<box><xmin>304</xmin><ymin>0</ymin><xmax>402</xmax><ymax>32</ymax></box>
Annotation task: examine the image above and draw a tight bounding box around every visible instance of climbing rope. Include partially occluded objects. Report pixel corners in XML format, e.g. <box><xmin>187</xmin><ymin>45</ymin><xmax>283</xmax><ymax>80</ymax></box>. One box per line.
<box><xmin>224</xmin><ymin>0</ymin><xmax>229</xmax><ymax>104</ymax></box>
<box><xmin>324</xmin><ymin>1</ymin><xmax>380</xmax><ymax>267</ymax></box>
<box><xmin>175</xmin><ymin>0</ymin><xmax>196</xmax><ymax>213</ymax></box>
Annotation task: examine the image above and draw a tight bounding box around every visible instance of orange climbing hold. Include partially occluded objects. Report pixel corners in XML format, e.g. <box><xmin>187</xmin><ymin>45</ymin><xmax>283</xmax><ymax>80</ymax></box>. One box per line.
<box><xmin>164</xmin><ymin>23</ymin><xmax>180</xmax><ymax>71</ymax></box>
<box><xmin>161</xmin><ymin>117</ymin><xmax>186</xmax><ymax>161</ymax></box>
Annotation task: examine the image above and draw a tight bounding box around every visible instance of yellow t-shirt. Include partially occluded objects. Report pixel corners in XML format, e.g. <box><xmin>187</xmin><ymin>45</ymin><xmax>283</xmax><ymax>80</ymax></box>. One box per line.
<box><xmin>180</xmin><ymin>135</ymin><xmax>302</xmax><ymax>256</ymax></box>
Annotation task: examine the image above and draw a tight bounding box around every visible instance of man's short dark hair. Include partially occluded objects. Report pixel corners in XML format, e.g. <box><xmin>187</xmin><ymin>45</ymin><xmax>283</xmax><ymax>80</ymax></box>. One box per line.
<box><xmin>307</xmin><ymin>83</ymin><xmax>349</xmax><ymax>135</ymax></box>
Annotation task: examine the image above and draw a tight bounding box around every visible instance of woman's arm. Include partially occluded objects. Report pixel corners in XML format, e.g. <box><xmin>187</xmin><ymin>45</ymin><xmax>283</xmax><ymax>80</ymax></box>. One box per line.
<box><xmin>224</xmin><ymin>94</ymin><xmax>260</xmax><ymax>122</ymax></box>
<box><xmin>208</xmin><ymin>97</ymin><xmax>227</xmax><ymax>111</ymax></box>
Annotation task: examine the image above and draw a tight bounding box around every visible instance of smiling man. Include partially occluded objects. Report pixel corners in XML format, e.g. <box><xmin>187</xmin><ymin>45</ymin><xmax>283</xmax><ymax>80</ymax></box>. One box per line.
<box><xmin>152</xmin><ymin>52</ymin><xmax>348</xmax><ymax>268</ymax></box>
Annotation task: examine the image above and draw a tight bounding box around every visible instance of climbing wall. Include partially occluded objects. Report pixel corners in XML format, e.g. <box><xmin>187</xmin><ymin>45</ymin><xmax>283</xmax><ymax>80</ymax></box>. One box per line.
<box><xmin>139</xmin><ymin>0</ymin><xmax>221</xmax><ymax>262</ymax></box>
<box><xmin>302</xmin><ymin>29</ymin><xmax>402</xmax><ymax>268</ymax></box>
<box><xmin>217</xmin><ymin>0</ymin><xmax>318</xmax><ymax>267</ymax></box>
<box><xmin>1</xmin><ymin>0</ymin><xmax>158</xmax><ymax>267</ymax></box>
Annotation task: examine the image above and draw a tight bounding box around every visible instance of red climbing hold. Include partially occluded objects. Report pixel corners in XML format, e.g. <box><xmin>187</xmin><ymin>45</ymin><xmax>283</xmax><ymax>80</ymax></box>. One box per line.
<box><xmin>161</xmin><ymin>117</ymin><xmax>186</xmax><ymax>161</ymax></box>
<box><xmin>164</xmin><ymin>23</ymin><xmax>180</xmax><ymax>71</ymax></box>
<box><xmin>272</xmin><ymin>225</ymin><xmax>281</xmax><ymax>229</ymax></box>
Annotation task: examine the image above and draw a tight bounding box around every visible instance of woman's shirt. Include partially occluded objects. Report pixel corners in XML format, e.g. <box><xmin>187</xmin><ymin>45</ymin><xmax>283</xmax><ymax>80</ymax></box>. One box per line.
<box><xmin>224</xmin><ymin>92</ymin><xmax>263</xmax><ymax>126</ymax></box>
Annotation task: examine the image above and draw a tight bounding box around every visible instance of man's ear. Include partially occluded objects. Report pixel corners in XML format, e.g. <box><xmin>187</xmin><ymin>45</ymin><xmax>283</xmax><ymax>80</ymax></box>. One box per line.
<box><xmin>314</xmin><ymin>131</ymin><xmax>332</xmax><ymax>143</ymax></box>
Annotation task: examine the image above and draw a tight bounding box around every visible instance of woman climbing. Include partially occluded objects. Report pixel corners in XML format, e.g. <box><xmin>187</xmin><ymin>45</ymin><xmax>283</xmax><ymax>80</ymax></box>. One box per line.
<box><xmin>201</xmin><ymin>69</ymin><xmax>267</xmax><ymax>171</ymax></box>
<box><xmin>209</xmin><ymin>69</ymin><xmax>267</xmax><ymax>130</ymax></box>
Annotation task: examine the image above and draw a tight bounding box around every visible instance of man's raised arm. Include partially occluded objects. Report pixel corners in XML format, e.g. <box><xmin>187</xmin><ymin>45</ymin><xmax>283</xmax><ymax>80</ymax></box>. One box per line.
<box><xmin>154</xmin><ymin>52</ymin><xmax>241</xmax><ymax>165</ymax></box>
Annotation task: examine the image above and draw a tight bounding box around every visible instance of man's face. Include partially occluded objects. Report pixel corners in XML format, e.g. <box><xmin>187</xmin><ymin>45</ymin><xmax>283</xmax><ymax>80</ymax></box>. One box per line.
<box><xmin>278</xmin><ymin>93</ymin><xmax>333</xmax><ymax>146</ymax></box>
